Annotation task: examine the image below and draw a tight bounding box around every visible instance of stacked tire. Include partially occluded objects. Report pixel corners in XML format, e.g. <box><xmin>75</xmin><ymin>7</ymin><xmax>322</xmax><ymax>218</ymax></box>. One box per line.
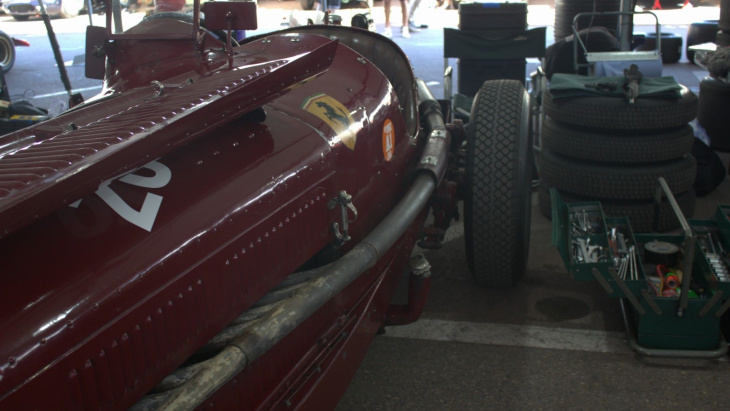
<box><xmin>637</xmin><ymin>32</ymin><xmax>683</xmax><ymax>64</ymax></box>
<box><xmin>554</xmin><ymin>0</ymin><xmax>622</xmax><ymax>42</ymax></box>
<box><xmin>698</xmin><ymin>77</ymin><xmax>730</xmax><ymax>151</ymax></box>
<box><xmin>539</xmin><ymin>86</ymin><xmax>699</xmax><ymax>232</ymax></box>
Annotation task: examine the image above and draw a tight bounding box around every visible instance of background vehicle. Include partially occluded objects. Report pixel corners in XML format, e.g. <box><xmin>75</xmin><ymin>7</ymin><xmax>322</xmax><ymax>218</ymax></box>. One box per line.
<box><xmin>300</xmin><ymin>0</ymin><xmax>373</xmax><ymax>10</ymax></box>
<box><xmin>2</xmin><ymin>0</ymin><xmax>85</xmax><ymax>20</ymax></box>
<box><xmin>0</xmin><ymin>30</ymin><xmax>29</xmax><ymax>73</ymax></box>
<box><xmin>0</xmin><ymin>0</ymin><xmax>532</xmax><ymax>408</ymax></box>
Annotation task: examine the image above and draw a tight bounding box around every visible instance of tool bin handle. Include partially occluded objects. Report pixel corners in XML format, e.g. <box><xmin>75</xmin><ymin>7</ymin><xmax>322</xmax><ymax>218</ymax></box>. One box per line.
<box><xmin>653</xmin><ymin>177</ymin><xmax>695</xmax><ymax>316</ymax></box>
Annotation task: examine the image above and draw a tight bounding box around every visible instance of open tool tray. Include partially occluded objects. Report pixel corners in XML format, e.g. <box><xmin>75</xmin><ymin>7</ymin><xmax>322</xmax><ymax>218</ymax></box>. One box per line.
<box><xmin>691</xmin><ymin>218</ymin><xmax>730</xmax><ymax>296</ymax></box>
<box><xmin>550</xmin><ymin>191</ymin><xmax>645</xmax><ymax>298</ymax></box>
<box><xmin>550</xmin><ymin>191</ymin><xmax>610</xmax><ymax>281</ymax></box>
<box><xmin>551</xmin><ymin>179</ymin><xmax>729</xmax><ymax>357</ymax></box>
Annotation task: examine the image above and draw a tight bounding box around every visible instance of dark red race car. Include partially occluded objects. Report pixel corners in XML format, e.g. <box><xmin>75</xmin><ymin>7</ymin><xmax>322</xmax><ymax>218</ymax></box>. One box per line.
<box><xmin>0</xmin><ymin>0</ymin><xmax>532</xmax><ymax>408</ymax></box>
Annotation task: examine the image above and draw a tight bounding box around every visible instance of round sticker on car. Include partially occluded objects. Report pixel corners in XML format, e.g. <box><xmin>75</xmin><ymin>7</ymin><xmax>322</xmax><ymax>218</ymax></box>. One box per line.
<box><xmin>382</xmin><ymin>119</ymin><xmax>394</xmax><ymax>161</ymax></box>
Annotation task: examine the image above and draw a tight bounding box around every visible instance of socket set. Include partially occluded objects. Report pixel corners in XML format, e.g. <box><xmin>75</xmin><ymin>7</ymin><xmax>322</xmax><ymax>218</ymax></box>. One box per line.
<box><xmin>607</xmin><ymin>225</ymin><xmax>640</xmax><ymax>281</ymax></box>
<box><xmin>697</xmin><ymin>231</ymin><xmax>730</xmax><ymax>283</ymax></box>
<box><xmin>570</xmin><ymin>208</ymin><xmax>606</xmax><ymax>265</ymax></box>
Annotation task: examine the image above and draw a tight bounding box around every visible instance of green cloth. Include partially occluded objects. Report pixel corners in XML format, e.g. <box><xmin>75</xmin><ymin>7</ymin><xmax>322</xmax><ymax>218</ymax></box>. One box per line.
<box><xmin>549</xmin><ymin>73</ymin><xmax>682</xmax><ymax>101</ymax></box>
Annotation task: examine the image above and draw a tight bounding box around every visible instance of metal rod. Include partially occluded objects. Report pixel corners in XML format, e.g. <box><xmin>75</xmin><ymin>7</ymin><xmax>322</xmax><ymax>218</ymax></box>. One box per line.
<box><xmin>38</xmin><ymin>0</ymin><xmax>73</xmax><ymax>97</ymax></box>
<box><xmin>640</xmin><ymin>289</ymin><xmax>662</xmax><ymax>315</ymax></box>
<box><xmin>592</xmin><ymin>267</ymin><xmax>614</xmax><ymax>295</ymax></box>
<box><xmin>112</xmin><ymin>0</ymin><xmax>123</xmax><ymax>34</ymax></box>
<box><xmin>87</xmin><ymin>0</ymin><xmax>94</xmax><ymax>26</ymax></box>
<box><xmin>715</xmin><ymin>297</ymin><xmax>730</xmax><ymax>318</ymax></box>
<box><xmin>609</xmin><ymin>266</ymin><xmax>645</xmax><ymax>315</ymax></box>
<box><xmin>700</xmin><ymin>290</ymin><xmax>723</xmax><ymax>317</ymax></box>
<box><xmin>655</xmin><ymin>177</ymin><xmax>695</xmax><ymax>316</ymax></box>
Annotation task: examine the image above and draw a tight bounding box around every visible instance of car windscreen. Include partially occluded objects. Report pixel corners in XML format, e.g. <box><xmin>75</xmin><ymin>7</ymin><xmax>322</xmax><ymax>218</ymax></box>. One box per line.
<box><xmin>105</xmin><ymin>0</ymin><xmax>200</xmax><ymax>40</ymax></box>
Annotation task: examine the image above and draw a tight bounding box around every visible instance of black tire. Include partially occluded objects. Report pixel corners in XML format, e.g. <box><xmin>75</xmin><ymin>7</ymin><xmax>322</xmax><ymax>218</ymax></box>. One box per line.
<box><xmin>541</xmin><ymin>119</ymin><xmax>695</xmax><ymax>164</ymax></box>
<box><xmin>543</xmin><ymin>85</ymin><xmax>698</xmax><ymax>131</ymax></box>
<box><xmin>538</xmin><ymin>182</ymin><xmax>696</xmax><ymax>233</ymax></box>
<box><xmin>686</xmin><ymin>20</ymin><xmax>718</xmax><ymax>64</ymax></box>
<box><xmin>637</xmin><ymin>32</ymin><xmax>682</xmax><ymax>64</ymax></box>
<box><xmin>698</xmin><ymin>77</ymin><xmax>730</xmax><ymax>151</ymax></box>
<box><xmin>553</xmin><ymin>0</ymin><xmax>622</xmax><ymax>42</ymax></box>
<box><xmin>12</xmin><ymin>15</ymin><xmax>30</xmax><ymax>21</ymax></box>
<box><xmin>539</xmin><ymin>149</ymin><xmax>697</xmax><ymax>200</ymax></box>
<box><xmin>300</xmin><ymin>0</ymin><xmax>316</xmax><ymax>9</ymax></box>
<box><xmin>632</xmin><ymin>32</ymin><xmax>646</xmax><ymax>50</ymax></box>
<box><xmin>464</xmin><ymin>80</ymin><xmax>533</xmax><ymax>288</ymax></box>
<box><xmin>716</xmin><ymin>30</ymin><xmax>730</xmax><ymax>46</ymax></box>
<box><xmin>0</xmin><ymin>31</ymin><xmax>16</xmax><ymax>74</ymax></box>
<box><xmin>144</xmin><ymin>11</ymin><xmax>195</xmax><ymax>23</ymax></box>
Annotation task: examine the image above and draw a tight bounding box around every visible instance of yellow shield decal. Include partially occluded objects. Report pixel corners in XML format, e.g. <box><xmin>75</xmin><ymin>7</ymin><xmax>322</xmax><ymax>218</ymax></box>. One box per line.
<box><xmin>302</xmin><ymin>93</ymin><xmax>357</xmax><ymax>150</ymax></box>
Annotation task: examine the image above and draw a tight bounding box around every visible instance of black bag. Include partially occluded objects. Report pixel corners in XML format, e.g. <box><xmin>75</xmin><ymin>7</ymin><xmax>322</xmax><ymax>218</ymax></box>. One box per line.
<box><xmin>7</xmin><ymin>100</ymin><xmax>49</xmax><ymax>116</ymax></box>
<box><xmin>692</xmin><ymin>138</ymin><xmax>726</xmax><ymax>196</ymax></box>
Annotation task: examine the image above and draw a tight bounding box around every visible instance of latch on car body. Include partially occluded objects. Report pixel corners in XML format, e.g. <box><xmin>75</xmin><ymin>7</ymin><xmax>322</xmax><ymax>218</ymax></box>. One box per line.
<box><xmin>328</xmin><ymin>191</ymin><xmax>358</xmax><ymax>247</ymax></box>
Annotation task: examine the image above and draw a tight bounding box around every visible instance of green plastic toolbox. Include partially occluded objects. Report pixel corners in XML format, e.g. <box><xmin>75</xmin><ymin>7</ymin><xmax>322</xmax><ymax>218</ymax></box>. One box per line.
<box><xmin>551</xmin><ymin>182</ymin><xmax>729</xmax><ymax>356</ymax></box>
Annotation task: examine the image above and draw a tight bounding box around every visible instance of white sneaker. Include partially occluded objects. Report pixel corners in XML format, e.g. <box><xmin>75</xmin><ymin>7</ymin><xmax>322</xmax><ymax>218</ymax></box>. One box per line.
<box><xmin>401</xmin><ymin>26</ymin><xmax>410</xmax><ymax>38</ymax></box>
<box><xmin>382</xmin><ymin>27</ymin><xmax>392</xmax><ymax>38</ymax></box>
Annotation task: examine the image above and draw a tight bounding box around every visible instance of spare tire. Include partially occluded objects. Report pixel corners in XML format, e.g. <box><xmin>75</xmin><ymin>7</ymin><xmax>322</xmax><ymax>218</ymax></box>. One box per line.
<box><xmin>539</xmin><ymin>149</ymin><xmax>697</xmax><ymax>200</ymax></box>
<box><xmin>686</xmin><ymin>20</ymin><xmax>718</xmax><ymax>64</ymax></box>
<box><xmin>554</xmin><ymin>0</ymin><xmax>622</xmax><ymax>42</ymax></box>
<box><xmin>541</xmin><ymin>119</ymin><xmax>695</xmax><ymax>164</ymax></box>
<box><xmin>543</xmin><ymin>85</ymin><xmax>698</xmax><ymax>131</ymax></box>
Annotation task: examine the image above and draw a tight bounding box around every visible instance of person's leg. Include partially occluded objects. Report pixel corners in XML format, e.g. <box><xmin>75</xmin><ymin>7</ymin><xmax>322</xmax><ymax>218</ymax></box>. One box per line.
<box><xmin>400</xmin><ymin>0</ymin><xmax>409</xmax><ymax>26</ymax></box>
<box><xmin>400</xmin><ymin>0</ymin><xmax>410</xmax><ymax>37</ymax></box>
<box><xmin>383</xmin><ymin>0</ymin><xmax>393</xmax><ymax>37</ymax></box>
<box><xmin>385</xmin><ymin>0</ymin><xmax>392</xmax><ymax>27</ymax></box>
<box><xmin>408</xmin><ymin>0</ymin><xmax>428</xmax><ymax>29</ymax></box>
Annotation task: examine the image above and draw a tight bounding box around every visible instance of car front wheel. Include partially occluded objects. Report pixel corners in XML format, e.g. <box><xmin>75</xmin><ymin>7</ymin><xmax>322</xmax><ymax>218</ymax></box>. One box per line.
<box><xmin>464</xmin><ymin>80</ymin><xmax>533</xmax><ymax>288</ymax></box>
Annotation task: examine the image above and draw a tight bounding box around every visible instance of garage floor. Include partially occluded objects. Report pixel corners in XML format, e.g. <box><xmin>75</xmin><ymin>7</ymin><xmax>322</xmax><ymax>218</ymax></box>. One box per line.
<box><xmin>338</xmin><ymin>180</ymin><xmax>730</xmax><ymax>409</ymax></box>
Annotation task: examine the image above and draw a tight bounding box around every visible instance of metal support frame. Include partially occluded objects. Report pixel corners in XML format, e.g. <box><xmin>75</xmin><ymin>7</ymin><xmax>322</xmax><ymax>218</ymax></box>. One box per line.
<box><xmin>572</xmin><ymin>11</ymin><xmax>661</xmax><ymax>75</ymax></box>
<box><xmin>619</xmin><ymin>299</ymin><xmax>728</xmax><ymax>359</ymax></box>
